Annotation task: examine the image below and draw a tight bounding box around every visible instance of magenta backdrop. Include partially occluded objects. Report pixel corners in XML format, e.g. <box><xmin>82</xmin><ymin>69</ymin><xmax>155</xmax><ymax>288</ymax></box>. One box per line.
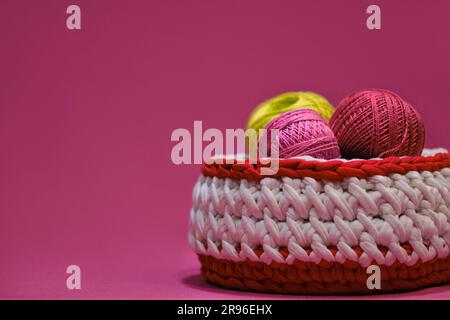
<box><xmin>1</xmin><ymin>0</ymin><xmax>450</xmax><ymax>299</ymax></box>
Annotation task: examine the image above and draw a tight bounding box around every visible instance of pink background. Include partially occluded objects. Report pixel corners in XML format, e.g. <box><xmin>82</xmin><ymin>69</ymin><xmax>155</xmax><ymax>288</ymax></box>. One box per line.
<box><xmin>1</xmin><ymin>0</ymin><xmax>450</xmax><ymax>299</ymax></box>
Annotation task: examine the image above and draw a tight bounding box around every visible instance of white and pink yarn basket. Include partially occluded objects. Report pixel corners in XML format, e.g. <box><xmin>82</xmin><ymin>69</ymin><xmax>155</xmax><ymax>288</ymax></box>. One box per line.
<box><xmin>189</xmin><ymin>149</ymin><xmax>450</xmax><ymax>294</ymax></box>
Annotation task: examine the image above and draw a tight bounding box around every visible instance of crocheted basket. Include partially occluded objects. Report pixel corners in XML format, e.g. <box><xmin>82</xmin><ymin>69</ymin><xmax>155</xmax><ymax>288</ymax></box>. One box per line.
<box><xmin>188</xmin><ymin>149</ymin><xmax>450</xmax><ymax>294</ymax></box>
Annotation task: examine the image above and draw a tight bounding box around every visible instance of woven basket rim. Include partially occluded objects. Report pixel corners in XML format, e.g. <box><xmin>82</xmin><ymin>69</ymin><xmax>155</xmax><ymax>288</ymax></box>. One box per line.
<box><xmin>201</xmin><ymin>149</ymin><xmax>450</xmax><ymax>181</ymax></box>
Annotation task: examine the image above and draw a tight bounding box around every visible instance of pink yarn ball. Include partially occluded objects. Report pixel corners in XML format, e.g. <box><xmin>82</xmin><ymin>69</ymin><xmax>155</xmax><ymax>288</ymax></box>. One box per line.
<box><xmin>263</xmin><ymin>109</ymin><xmax>341</xmax><ymax>159</ymax></box>
<box><xmin>330</xmin><ymin>89</ymin><xmax>425</xmax><ymax>159</ymax></box>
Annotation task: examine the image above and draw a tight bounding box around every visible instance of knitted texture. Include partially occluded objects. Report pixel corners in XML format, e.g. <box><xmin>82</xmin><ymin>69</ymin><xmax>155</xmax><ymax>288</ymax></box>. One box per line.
<box><xmin>189</xmin><ymin>149</ymin><xmax>450</xmax><ymax>294</ymax></box>
<box><xmin>202</xmin><ymin>152</ymin><xmax>450</xmax><ymax>181</ymax></box>
<box><xmin>263</xmin><ymin>109</ymin><xmax>340</xmax><ymax>159</ymax></box>
<box><xmin>200</xmin><ymin>254</ymin><xmax>450</xmax><ymax>294</ymax></box>
<box><xmin>330</xmin><ymin>89</ymin><xmax>425</xmax><ymax>159</ymax></box>
<box><xmin>246</xmin><ymin>92</ymin><xmax>335</xmax><ymax>133</ymax></box>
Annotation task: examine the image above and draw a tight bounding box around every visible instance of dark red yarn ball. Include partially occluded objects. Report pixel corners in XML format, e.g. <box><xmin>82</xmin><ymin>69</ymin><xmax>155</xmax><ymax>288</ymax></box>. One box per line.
<box><xmin>330</xmin><ymin>89</ymin><xmax>425</xmax><ymax>159</ymax></box>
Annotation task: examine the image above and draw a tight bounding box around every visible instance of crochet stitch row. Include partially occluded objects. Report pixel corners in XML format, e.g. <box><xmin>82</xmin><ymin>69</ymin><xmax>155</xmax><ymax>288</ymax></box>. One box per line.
<box><xmin>193</xmin><ymin>170</ymin><xmax>450</xmax><ymax>221</ymax></box>
<box><xmin>201</xmin><ymin>152</ymin><xmax>450</xmax><ymax>181</ymax></box>
<box><xmin>199</xmin><ymin>253</ymin><xmax>450</xmax><ymax>294</ymax></box>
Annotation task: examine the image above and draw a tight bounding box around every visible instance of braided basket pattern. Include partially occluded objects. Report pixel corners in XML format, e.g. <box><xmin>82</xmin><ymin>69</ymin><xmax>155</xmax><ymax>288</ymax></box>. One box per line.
<box><xmin>189</xmin><ymin>150</ymin><xmax>450</xmax><ymax>294</ymax></box>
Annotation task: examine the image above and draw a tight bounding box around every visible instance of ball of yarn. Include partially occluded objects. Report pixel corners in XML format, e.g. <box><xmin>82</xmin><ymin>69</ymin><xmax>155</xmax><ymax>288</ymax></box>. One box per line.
<box><xmin>263</xmin><ymin>109</ymin><xmax>341</xmax><ymax>159</ymax></box>
<box><xmin>330</xmin><ymin>89</ymin><xmax>425</xmax><ymax>159</ymax></box>
<box><xmin>247</xmin><ymin>92</ymin><xmax>335</xmax><ymax>133</ymax></box>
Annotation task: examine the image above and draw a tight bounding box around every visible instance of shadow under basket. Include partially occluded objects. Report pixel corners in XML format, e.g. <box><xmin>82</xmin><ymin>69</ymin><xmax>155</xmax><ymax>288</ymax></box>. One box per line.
<box><xmin>188</xmin><ymin>149</ymin><xmax>450</xmax><ymax>295</ymax></box>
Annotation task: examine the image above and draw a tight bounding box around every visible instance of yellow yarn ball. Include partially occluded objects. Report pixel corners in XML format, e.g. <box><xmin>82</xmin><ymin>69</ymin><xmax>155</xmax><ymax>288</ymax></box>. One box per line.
<box><xmin>246</xmin><ymin>92</ymin><xmax>335</xmax><ymax>132</ymax></box>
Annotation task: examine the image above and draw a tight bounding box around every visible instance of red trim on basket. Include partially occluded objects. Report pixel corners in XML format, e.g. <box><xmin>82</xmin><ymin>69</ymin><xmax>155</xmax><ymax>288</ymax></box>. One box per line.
<box><xmin>201</xmin><ymin>153</ymin><xmax>450</xmax><ymax>181</ymax></box>
<box><xmin>199</xmin><ymin>253</ymin><xmax>450</xmax><ymax>294</ymax></box>
<box><xmin>198</xmin><ymin>244</ymin><xmax>450</xmax><ymax>294</ymax></box>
